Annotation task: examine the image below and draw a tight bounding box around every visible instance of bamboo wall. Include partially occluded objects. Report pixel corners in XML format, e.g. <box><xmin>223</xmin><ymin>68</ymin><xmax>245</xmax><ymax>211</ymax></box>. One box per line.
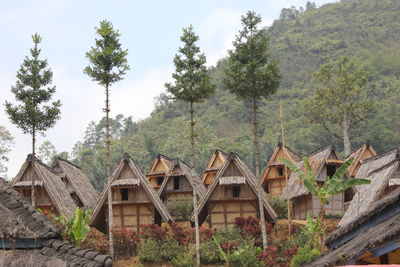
<box><xmin>292</xmin><ymin>192</ymin><xmax>344</xmax><ymax>220</ymax></box>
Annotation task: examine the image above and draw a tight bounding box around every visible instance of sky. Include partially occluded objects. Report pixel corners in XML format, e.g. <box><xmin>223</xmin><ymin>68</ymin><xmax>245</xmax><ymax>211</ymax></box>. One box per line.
<box><xmin>0</xmin><ymin>0</ymin><xmax>335</xmax><ymax>178</ymax></box>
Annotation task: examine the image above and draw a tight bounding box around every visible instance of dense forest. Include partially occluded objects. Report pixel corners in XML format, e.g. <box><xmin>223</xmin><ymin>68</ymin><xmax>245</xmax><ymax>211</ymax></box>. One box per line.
<box><xmin>71</xmin><ymin>0</ymin><xmax>400</xmax><ymax>190</ymax></box>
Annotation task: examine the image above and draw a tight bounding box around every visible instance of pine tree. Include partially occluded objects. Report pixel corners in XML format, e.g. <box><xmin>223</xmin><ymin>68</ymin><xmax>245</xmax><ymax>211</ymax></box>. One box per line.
<box><xmin>5</xmin><ymin>33</ymin><xmax>61</xmax><ymax>206</ymax></box>
<box><xmin>84</xmin><ymin>20</ymin><xmax>129</xmax><ymax>256</ymax></box>
<box><xmin>224</xmin><ymin>11</ymin><xmax>282</xmax><ymax>249</ymax></box>
<box><xmin>165</xmin><ymin>25</ymin><xmax>215</xmax><ymax>266</ymax></box>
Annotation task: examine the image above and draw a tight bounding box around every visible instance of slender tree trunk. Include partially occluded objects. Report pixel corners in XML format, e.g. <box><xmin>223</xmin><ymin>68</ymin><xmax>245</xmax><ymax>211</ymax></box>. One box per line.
<box><xmin>189</xmin><ymin>101</ymin><xmax>195</xmax><ymax>169</ymax></box>
<box><xmin>31</xmin><ymin>128</ymin><xmax>36</xmax><ymax>207</ymax></box>
<box><xmin>252</xmin><ymin>97</ymin><xmax>260</xmax><ymax>177</ymax></box>
<box><xmin>318</xmin><ymin>203</ymin><xmax>327</xmax><ymax>252</ymax></box>
<box><xmin>253</xmin><ymin>97</ymin><xmax>267</xmax><ymax>249</ymax></box>
<box><xmin>105</xmin><ymin>84</ymin><xmax>114</xmax><ymax>256</ymax></box>
<box><xmin>190</xmin><ymin>101</ymin><xmax>201</xmax><ymax>267</ymax></box>
<box><xmin>343</xmin><ymin>111</ymin><xmax>351</xmax><ymax>156</ymax></box>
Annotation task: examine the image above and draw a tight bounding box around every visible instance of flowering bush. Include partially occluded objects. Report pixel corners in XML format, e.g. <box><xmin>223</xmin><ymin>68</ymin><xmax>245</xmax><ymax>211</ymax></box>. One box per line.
<box><xmin>112</xmin><ymin>228</ymin><xmax>140</xmax><ymax>259</ymax></box>
<box><xmin>140</xmin><ymin>223</ymin><xmax>168</xmax><ymax>242</ymax></box>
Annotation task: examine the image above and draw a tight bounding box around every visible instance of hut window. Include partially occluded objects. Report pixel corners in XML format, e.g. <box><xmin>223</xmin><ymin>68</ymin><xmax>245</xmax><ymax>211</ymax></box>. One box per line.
<box><xmin>327</xmin><ymin>165</ymin><xmax>336</xmax><ymax>178</ymax></box>
<box><xmin>232</xmin><ymin>186</ymin><xmax>241</xmax><ymax>198</ymax></box>
<box><xmin>278</xmin><ymin>167</ymin><xmax>284</xmax><ymax>176</ymax></box>
<box><xmin>121</xmin><ymin>188</ymin><xmax>129</xmax><ymax>201</ymax></box>
<box><xmin>173</xmin><ymin>176</ymin><xmax>180</xmax><ymax>190</ymax></box>
<box><xmin>157</xmin><ymin>177</ymin><xmax>164</xmax><ymax>186</ymax></box>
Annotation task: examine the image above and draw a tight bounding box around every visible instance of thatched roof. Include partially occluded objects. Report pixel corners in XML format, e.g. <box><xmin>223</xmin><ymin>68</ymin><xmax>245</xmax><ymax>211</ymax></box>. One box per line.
<box><xmin>90</xmin><ymin>153</ymin><xmax>173</xmax><ymax>232</ymax></box>
<box><xmin>12</xmin><ymin>155</ymin><xmax>76</xmax><ymax>218</ymax></box>
<box><xmin>190</xmin><ymin>152</ymin><xmax>277</xmax><ymax>223</ymax></box>
<box><xmin>51</xmin><ymin>157</ymin><xmax>98</xmax><ymax>209</ymax></box>
<box><xmin>0</xmin><ymin>178</ymin><xmax>112</xmax><ymax>266</ymax></box>
<box><xmin>0</xmin><ymin>178</ymin><xmax>59</xmax><ymax>240</ymax></box>
<box><xmin>159</xmin><ymin>158</ymin><xmax>206</xmax><ymax>199</ymax></box>
<box><xmin>307</xmin><ymin>186</ymin><xmax>400</xmax><ymax>266</ymax></box>
<box><xmin>260</xmin><ymin>142</ymin><xmax>300</xmax><ymax>185</ymax></box>
<box><xmin>338</xmin><ymin>152</ymin><xmax>400</xmax><ymax>227</ymax></box>
<box><xmin>282</xmin><ymin>145</ymin><xmax>339</xmax><ymax>199</ymax></box>
<box><xmin>200</xmin><ymin>149</ymin><xmax>229</xmax><ymax>182</ymax></box>
<box><xmin>345</xmin><ymin>143</ymin><xmax>377</xmax><ymax>178</ymax></box>
<box><xmin>146</xmin><ymin>154</ymin><xmax>174</xmax><ymax>176</ymax></box>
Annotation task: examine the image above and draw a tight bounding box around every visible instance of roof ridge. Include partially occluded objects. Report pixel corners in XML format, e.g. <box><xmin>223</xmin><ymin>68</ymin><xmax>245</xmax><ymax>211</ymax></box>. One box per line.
<box><xmin>366</xmin><ymin>158</ymin><xmax>399</xmax><ymax>176</ymax></box>
<box><xmin>362</xmin><ymin>147</ymin><xmax>399</xmax><ymax>164</ymax></box>
<box><xmin>55</xmin><ymin>156</ymin><xmax>83</xmax><ymax>170</ymax></box>
<box><xmin>305</xmin><ymin>145</ymin><xmax>333</xmax><ymax>157</ymax></box>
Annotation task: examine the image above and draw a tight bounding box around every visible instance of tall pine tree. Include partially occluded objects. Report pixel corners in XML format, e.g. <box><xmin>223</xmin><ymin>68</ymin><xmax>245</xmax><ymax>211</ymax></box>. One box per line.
<box><xmin>165</xmin><ymin>25</ymin><xmax>215</xmax><ymax>266</ymax></box>
<box><xmin>224</xmin><ymin>11</ymin><xmax>282</xmax><ymax>249</ymax></box>
<box><xmin>5</xmin><ymin>33</ymin><xmax>61</xmax><ymax>206</ymax></box>
<box><xmin>84</xmin><ymin>20</ymin><xmax>129</xmax><ymax>256</ymax></box>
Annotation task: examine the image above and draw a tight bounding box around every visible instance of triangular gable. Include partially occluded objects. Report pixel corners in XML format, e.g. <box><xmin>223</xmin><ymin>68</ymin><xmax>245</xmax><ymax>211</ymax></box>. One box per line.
<box><xmin>12</xmin><ymin>155</ymin><xmax>76</xmax><ymax>218</ymax></box>
<box><xmin>90</xmin><ymin>153</ymin><xmax>173</xmax><ymax>229</ymax></box>
<box><xmin>147</xmin><ymin>154</ymin><xmax>174</xmax><ymax>176</ymax></box>
<box><xmin>50</xmin><ymin>157</ymin><xmax>98</xmax><ymax>209</ymax></box>
<box><xmin>159</xmin><ymin>158</ymin><xmax>206</xmax><ymax>199</ymax></box>
<box><xmin>339</xmin><ymin>159</ymin><xmax>399</xmax><ymax>227</ymax></box>
<box><xmin>201</xmin><ymin>150</ymin><xmax>228</xmax><ymax>185</ymax></box>
<box><xmin>346</xmin><ymin>143</ymin><xmax>377</xmax><ymax>178</ymax></box>
<box><xmin>260</xmin><ymin>143</ymin><xmax>299</xmax><ymax>185</ymax></box>
<box><xmin>191</xmin><ymin>152</ymin><xmax>277</xmax><ymax>223</ymax></box>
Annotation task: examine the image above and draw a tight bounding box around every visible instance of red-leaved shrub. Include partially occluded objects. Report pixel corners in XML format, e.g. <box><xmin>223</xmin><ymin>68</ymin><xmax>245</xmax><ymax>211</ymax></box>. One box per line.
<box><xmin>221</xmin><ymin>241</ymin><xmax>238</xmax><ymax>253</ymax></box>
<box><xmin>234</xmin><ymin>216</ymin><xmax>273</xmax><ymax>242</ymax></box>
<box><xmin>258</xmin><ymin>244</ymin><xmax>298</xmax><ymax>267</ymax></box>
<box><xmin>112</xmin><ymin>228</ymin><xmax>140</xmax><ymax>258</ymax></box>
<box><xmin>140</xmin><ymin>224</ymin><xmax>168</xmax><ymax>242</ymax></box>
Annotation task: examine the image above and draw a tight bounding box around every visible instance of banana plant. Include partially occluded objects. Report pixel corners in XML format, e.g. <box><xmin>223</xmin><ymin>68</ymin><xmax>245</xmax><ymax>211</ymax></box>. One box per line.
<box><xmin>282</xmin><ymin>157</ymin><xmax>370</xmax><ymax>251</ymax></box>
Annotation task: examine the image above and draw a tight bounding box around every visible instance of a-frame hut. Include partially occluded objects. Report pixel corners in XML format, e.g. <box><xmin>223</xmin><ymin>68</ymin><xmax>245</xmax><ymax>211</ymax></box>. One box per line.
<box><xmin>346</xmin><ymin>143</ymin><xmax>377</xmax><ymax>178</ymax></box>
<box><xmin>308</xmin><ymin>186</ymin><xmax>400</xmax><ymax>266</ymax></box>
<box><xmin>339</xmin><ymin>148</ymin><xmax>400</xmax><ymax>227</ymax></box>
<box><xmin>0</xmin><ymin>178</ymin><xmax>112</xmax><ymax>266</ymax></box>
<box><xmin>12</xmin><ymin>154</ymin><xmax>76</xmax><ymax>218</ymax></box>
<box><xmin>50</xmin><ymin>156</ymin><xmax>98</xmax><ymax>209</ymax></box>
<box><xmin>191</xmin><ymin>152</ymin><xmax>277</xmax><ymax>229</ymax></box>
<box><xmin>146</xmin><ymin>154</ymin><xmax>174</xmax><ymax>191</ymax></box>
<box><xmin>282</xmin><ymin>145</ymin><xmax>344</xmax><ymax>220</ymax></box>
<box><xmin>90</xmin><ymin>153</ymin><xmax>173</xmax><ymax>233</ymax></box>
<box><xmin>259</xmin><ymin>142</ymin><xmax>300</xmax><ymax>196</ymax></box>
<box><xmin>201</xmin><ymin>149</ymin><xmax>229</xmax><ymax>188</ymax></box>
<box><xmin>158</xmin><ymin>158</ymin><xmax>206</xmax><ymax>203</ymax></box>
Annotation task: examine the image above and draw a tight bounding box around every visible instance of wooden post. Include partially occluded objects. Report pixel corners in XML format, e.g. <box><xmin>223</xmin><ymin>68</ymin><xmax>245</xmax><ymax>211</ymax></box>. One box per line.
<box><xmin>31</xmin><ymin>128</ymin><xmax>36</xmax><ymax>207</ymax></box>
<box><xmin>280</xmin><ymin>101</ymin><xmax>291</xmax><ymax>239</ymax></box>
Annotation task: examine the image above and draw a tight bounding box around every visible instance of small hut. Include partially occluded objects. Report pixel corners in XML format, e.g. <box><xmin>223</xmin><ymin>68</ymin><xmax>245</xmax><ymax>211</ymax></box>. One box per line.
<box><xmin>339</xmin><ymin>148</ymin><xmax>400</xmax><ymax>227</ymax></box>
<box><xmin>146</xmin><ymin>154</ymin><xmax>174</xmax><ymax>191</ymax></box>
<box><xmin>90</xmin><ymin>153</ymin><xmax>173</xmax><ymax>234</ymax></box>
<box><xmin>282</xmin><ymin>145</ymin><xmax>344</xmax><ymax>220</ymax></box>
<box><xmin>307</xmin><ymin>186</ymin><xmax>400</xmax><ymax>266</ymax></box>
<box><xmin>201</xmin><ymin>149</ymin><xmax>229</xmax><ymax>188</ymax></box>
<box><xmin>12</xmin><ymin>154</ymin><xmax>76</xmax><ymax>218</ymax></box>
<box><xmin>50</xmin><ymin>156</ymin><xmax>98</xmax><ymax>209</ymax></box>
<box><xmin>158</xmin><ymin>158</ymin><xmax>206</xmax><ymax>203</ymax></box>
<box><xmin>259</xmin><ymin>143</ymin><xmax>300</xmax><ymax>196</ymax></box>
<box><xmin>190</xmin><ymin>152</ymin><xmax>277</xmax><ymax>229</ymax></box>
<box><xmin>346</xmin><ymin>143</ymin><xmax>377</xmax><ymax>178</ymax></box>
<box><xmin>0</xmin><ymin>178</ymin><xmax>112</xmax><ymax>266</ymax></box>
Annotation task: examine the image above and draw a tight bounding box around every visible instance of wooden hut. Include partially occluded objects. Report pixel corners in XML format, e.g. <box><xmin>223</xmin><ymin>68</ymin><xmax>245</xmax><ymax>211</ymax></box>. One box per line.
<box><xmin>339</xmin><ymin>148</ymin><xmax>400</xmax><ymax>227</ymax></box>
<box><xmin>201</xmin><ymin>149</ymin><xmax>229</xmax><ymax>188</ymax></box>
<box><xmin>190</xmin><ymin>152</ymin><xmax>277</xmax><ymax>229</ymax></box>
<box><xmin>12</xmin><ymin>154</ymin><xmax>76</xmax><ymax>218</ymax></box>
<box><xmin>259</xmin><ymin>143</ymin><xmax>300</xmax><ymax>196</ymax></box>
<box><xmin>307</xmin><ymin>186</ymin><xmax>400</xmax><ymax>266</ymax></box>
<box><xmin>282</xmin><ymin>145</ymin><xmax>344</xmax><ymax>220</ymax></box>
<box><xmin>50</xmin><ymin>156</ymin><xmax>98</xmax><ymax>209</ymax></box>
<box><xmin>158</xmin><ymin>158</ymin><xmax>206</xmax><ymax>203</ymax></box>
<box><xmin>346</xmin><ymin>143</ymin><xmax>377</xmax><ymax>178</ymax></box>
<box><xmin>146</xmin><ymin>154</ymin><xmax>174</xmax><ymax>191</ymax></box>
<box><xmin>90</xmin><ymin>153</ymin><xmax>173</xmax><ymax>234</ymax></box>
<box><xmin>0</xmin><ymin>178</ymin><xmax>112</xmax><ymax>266</ymax></box>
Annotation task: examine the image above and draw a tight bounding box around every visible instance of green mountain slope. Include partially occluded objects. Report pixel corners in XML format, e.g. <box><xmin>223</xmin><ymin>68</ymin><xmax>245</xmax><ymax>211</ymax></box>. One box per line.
<box><xmin>73</xmin><ymin>0</ymin><xmax>400</xmax><ymax>190</ymax></box>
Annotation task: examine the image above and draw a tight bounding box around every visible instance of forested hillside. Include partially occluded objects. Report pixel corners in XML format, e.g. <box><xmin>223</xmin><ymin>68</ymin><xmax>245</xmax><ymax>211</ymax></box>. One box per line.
<box><xmin>72</xmin><ymin>0</ymin><xmax>400</xmax><ymax>190</ymax></box>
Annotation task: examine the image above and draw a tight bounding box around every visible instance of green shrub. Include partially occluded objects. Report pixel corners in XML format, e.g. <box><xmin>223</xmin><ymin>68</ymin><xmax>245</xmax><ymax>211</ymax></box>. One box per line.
<box><xmin>165</xmin><ymin>200</ymin><xmax>193</xmax><ymax>221</ymax></box>
<box><xmin>171</xmin><ymin>252</ymin><xmax>195</xmax><ymax>267</ymax></box>
<box><xmin>200</xmin><ymin>239</ymin><xmax>221</xmax><ymax>264</ymax></box>
<box><xmin>268</xmin><ymin>196</ymin><xmax>288</xmax><ymax>219</ymax></box>
<box><xmin>213</xmin><ymin>228</ymin><xmax>244</xmax><ymax>245</ymax></box>
<box><xmin>290</xmin><ymin>243</ymin><xmax>320</xmax><ymax>267</ymax></box>
<box><xmin>161</xmin><ymin>235</ymin><xmax>184</xmax><ymax>261</ymax></box>
<box><xmin>137</xmin><ymin>238</ymin><xmax>161</xmax><ymax>263</ymax></box>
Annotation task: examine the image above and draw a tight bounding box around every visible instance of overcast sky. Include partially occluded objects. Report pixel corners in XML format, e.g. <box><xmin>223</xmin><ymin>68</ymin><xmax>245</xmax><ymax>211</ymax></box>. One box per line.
<box><xmin>0</xmin><ymin>0</ymin><xmax>335</xmax><ymax>178</ymax></box>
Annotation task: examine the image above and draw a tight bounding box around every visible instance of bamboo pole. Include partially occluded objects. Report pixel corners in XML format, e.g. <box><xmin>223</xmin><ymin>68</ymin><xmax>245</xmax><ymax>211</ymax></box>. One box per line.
<box><xmin>279</xmin><ymin>101</ymin><xmax>292</xmax><ymax>239</ymax></box>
